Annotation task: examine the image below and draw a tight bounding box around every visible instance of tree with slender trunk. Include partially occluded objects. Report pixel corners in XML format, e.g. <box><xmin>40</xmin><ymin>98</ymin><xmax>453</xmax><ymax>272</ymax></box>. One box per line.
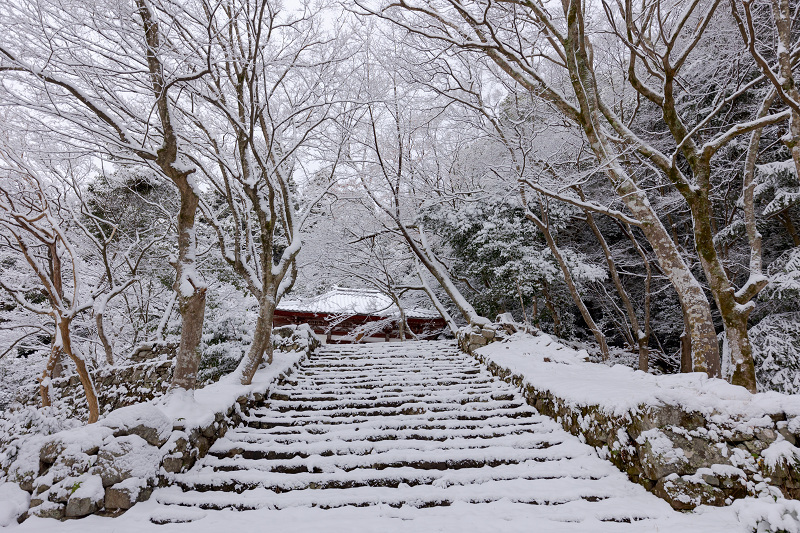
<box><xmin>575</xmin><ymin>186</ymin><xmax>649</xmax><ymax>368</ymax></box>
<box><xmin>520</xmin><ymin>189</ymin><xmax>610</xmax><ymax>359</ymax></box>
<box><xmin>348</xmin><ymin>97</ymin><xmax>491</xmax><ymax>327</ymax></box>
<box><xmin>0</xmin><ymin>158</ymin><xmax>117</xmax><ymax>423</ymax></box>
<box><xmin>596</xmin><ymin>0</ymin><xmax>794</xmax><ymax>390</ymax></box>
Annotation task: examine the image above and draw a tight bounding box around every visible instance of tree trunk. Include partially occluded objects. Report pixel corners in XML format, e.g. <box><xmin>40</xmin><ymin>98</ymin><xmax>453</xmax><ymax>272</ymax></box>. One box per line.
<box><xmin>39</xmin><ymin>344</ymin><xmax>61</xmax><ymax>409</ymax></box>
<box><xmin>524</xmin><ymin>208</ymin><xmax>610</xmax><ymax>359</ymax></box>
<box><xmin>688</xmin><ymin>187</ymin><xmax>757</xmax><ymax>389</ymax></box>
<box><xmin>516</xmin><ymin>278</ymin><xmax>529</xmax><ymax>328</ymax></box>
<box><xmin>417</xmin><ymin>262</ymin><xmax>459</xmax><ymax>335</ymax></box>
<box><xmin>578</xmin><ymin>189</ymin><xmax>648</xmax><ymax>368</ymax></box>
<box><xmin>136</xmin><ymin>0</ymin><xmax>208</xmax><ymax>392</ymax></box>
<box><xmin>617</xmin><ymin>178</ymin><xmax>718</xmax><ymax>375</ymax></box>
<box><xmin>542</xmin><ymin>284</ymin><xmax>562</xmax><ymax>336</ymax></box>
<box><xmin>769</xmin><ymin>0</ymin><xmax>800</xmax><ymax>180</ymax></box>
<box><xmin>169</xmin><ymin>182</ymin><xmax>207</xmax><ymax>391</ymax></box>
<box><xmin>238</xmin><ymin>295</ymin><xmax>276</xmax><ymax>385</ymax></box>
<box><xmin>680</xmin><ymin>330</ymin><xmax>692</xmax><ymax>373</ymax></box>
<box><xmin>398</xmin><ymin>312</ymin><xmax>406</xmax><ymax>341</ymax></box>
<box><xmin>619</xmin><ymin>222</ymin><xmax>652</xmax><ymax>372</ymax></box>
<box><xmin>780</xmin><ymin>213</ymin><xmax>800</xmax><ymax>246</ymax></box>
<box><xmin>559</xmin><ymin>5</ymin><xmax>720</xmax><ymax>376</ymax></box>
<box><xmin>58</xmin><ymin>319</ymin><xmax>100</xmax><ymax>424</ymax></box>
<box><xmin>725</xmin><ymin>312</ymin><xmax>757</xmax><ymax>390</ymax></box>
<box><xmin>96</xmin><ymin>311</ymin><xmax>114</xmax><ymax>366</ymax></box>
<box><xmin>396</xmin><ymin>224</ymin><xmax>488</xmax><ymax>326</ymax></box>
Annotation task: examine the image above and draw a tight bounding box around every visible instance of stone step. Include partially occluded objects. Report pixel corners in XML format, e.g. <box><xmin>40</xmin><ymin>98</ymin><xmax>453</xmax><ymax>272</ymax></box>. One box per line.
<box><xmin>300</xmin><ymin>359</ymin><xmax>473</xmax><ymax>368</ymax></box>
<box><xmin>270</xmin><ymin>383</ymin><xmax>499</xmax><ymax>396</ymax></box>
<box><xmin>174</xmin><ymin>457</ymin><xmax>608</xmax><ymax>493</ymax></box>
<box><xmin>266</xmin><ymin>389</ymin><xmax>505</xmax><ymax>402</ymax></box>
<box><xmin>151</xmin><ymin>341</ymin><xmax>668</xmax><ymax>521</ymax></box>
<box><xmin>280</xmin><ymin>377</ymin><xmax>496</xmax><ymax>389</ymax></box>
<box><xmin>303</xmin><ymin>360</ymin><xmax>466</xmax><ymax>368</ymax></box>
<box><xmin>209</xmin><ymin>430</ymin><xmax>565</xmax><ymax>460</ymax></box>
<box><xmin>306</xmin><ymin>356</ymin><xmax>463</xmax><ymax>362</ymax></box>
<box><xmin>287</xmin><ymin>372</ymin><xmax>487</xmax><ymax>383</ymax></box>
<box><xmin>301</xmin><ymin>358</ymin><xmax>466</xmax><ymax>366</ymax></box>
<box><xmin>195</xmin><ymin>443</ymin><xmax>579</xmax><ymax>474</ymax></box>
<box><xmin>289</xmin><ymin>366</ymin><xmax>488</xmax><ymax>374</ymax></box>
<box><xmin>303</xmin><ymin>358</ymin><xmax>464</xmax><ymax>366</ymax></box>
<box><xmin>242</xmin><ymin>407</ymin><xmax>535</xmax><ymax>428</ymax></box>
<box><xmin>223</xmin><ymin>420</ymin><xmax>551</xmax><ymax>445</ymax></box>
<box><xmin>153</xmin><ymin>477</ymin><xmax>630</xmax><ymax>511</ymax></box>
<box><xmin>228</xmin><ymin>416</ymin><xmax>550</xmax><ymax>439</ymax></box>
<box><xmin>262</xmin><ymin>399</ymin><xmax>524</xmax><ymax>414</ymax></box>
<box><xmin>250</xmin><ymin>401</ymin><xmax>528</xmax><ymax>415</ymax></box>
<box><xmin>289</xmin><ymin>373</ymin><xmax>484</xmax><ymax>383</ymax></box>
<box><xmin>264</xmin><ymin>394</ymin><xmax>517</xmax><ymax>409</ymax></box>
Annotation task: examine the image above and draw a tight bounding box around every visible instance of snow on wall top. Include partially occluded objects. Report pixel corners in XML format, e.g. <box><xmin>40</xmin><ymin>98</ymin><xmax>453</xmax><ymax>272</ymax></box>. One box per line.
<box><xmin>476</xmin><ymin>333</ymin><xmax>800</xmax><ymax>423</ymax></box>
<box><xmin>277</xmin><ymin>287</ymin><xmax>440</xmax><ymax>320</ymax></box>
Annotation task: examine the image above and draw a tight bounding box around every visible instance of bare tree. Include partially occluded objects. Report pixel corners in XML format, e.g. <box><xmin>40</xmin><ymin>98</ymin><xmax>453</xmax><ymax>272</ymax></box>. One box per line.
<box><xmin>184</xmin><ymin>0</ymin><xmax>348</xmax><ymax>384</ymax></box>
<box><xmin>520</xmin><ymin>188</ymin><xmax>611</xmax><ymax>358</ymax></box>
<box><xmin>596</xmin><ymin>0</ymin><xmax>795</xmax><ymax>390</ymax></box>
<box><xmin>0</xmin><ymin>155</ymin><xmax>115</xmax><ymax>422</ymax></box>
<box><xmin>359</xmin><ymin>0</ymin><xmax>792</xmax><ymax>387</ymax></box>
<box><xmin>346</xmin><ymin>86</ymin><xmax>491</xmax><ymax>327</ymax></box>
<box><xmin>0</xmin><ymin>0</ymin><xmax>212</xmax><ymax>391</ymax></box>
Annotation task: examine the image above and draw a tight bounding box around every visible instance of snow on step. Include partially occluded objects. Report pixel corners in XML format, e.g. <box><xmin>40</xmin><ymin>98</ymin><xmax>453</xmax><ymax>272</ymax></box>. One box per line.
<box><xmin>151</xmin><ymin>341</ymin><xmax>674</xmax><ymax>525</ymax></box>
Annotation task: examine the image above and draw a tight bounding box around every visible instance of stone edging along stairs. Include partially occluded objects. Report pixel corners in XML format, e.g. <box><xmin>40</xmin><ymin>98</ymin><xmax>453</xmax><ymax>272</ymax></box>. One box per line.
<box><xmin>149</xmin><ymin>341</ymin><xmax>675</xmax><ymax>525</ymax></box>
<box><xmin>463</xmin><ymin>329</ymin><xmax>800</xmax><ymax>509</ymax></box>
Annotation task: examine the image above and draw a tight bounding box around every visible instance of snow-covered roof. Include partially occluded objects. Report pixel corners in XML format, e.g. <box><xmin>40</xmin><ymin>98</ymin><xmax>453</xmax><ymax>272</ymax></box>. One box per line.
<box><xmin>277</xmin><ymin>287</ymin><xmax>440</xmax><ymax>320</ymax></box>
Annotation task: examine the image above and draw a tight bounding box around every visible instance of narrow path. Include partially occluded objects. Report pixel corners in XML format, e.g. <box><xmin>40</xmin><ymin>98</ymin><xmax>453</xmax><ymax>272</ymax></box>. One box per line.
<box><xmin>150</xmin><ymin>341</ymin><xmax>678</xmax><ymax>525</ymax></box>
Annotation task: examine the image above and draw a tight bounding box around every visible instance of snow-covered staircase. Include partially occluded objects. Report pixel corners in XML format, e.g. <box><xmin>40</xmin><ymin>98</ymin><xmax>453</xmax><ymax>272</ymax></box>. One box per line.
<box><xmin>150</xmin><ymin>341</ymin><xmax>671</xmax><ymax>524</ymax></box>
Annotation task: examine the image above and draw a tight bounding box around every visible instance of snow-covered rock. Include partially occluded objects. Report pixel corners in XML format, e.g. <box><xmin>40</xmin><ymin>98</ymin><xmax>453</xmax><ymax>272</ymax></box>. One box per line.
<box><xmin>65</xmin><ymin>475</ymin><xmax>104</xmax><ymax>517</ymax></box>
<box><xmin>105</xmin><ymin>477</ymin><xmax>148</xmax><ymax>511</ymax></box>
<box><xmin>91</xmin><ymin>435</ymin><xmax>162</xmax><ymax>487</ymax></box>
<box><xmin>99</xmin><ymin>403</ymin><xmax>172</xmax><ymax>447</ymax></box>
<box><xmin>2</xmin><ymin>330</ymin><xmax>316</xmax><ymax>522</ymax></box>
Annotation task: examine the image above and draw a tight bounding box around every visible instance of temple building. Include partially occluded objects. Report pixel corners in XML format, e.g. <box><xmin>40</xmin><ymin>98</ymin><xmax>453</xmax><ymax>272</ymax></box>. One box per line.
<box><xmin>273</xmin><ymin>287</ymin><xmax>447</xmax><ymax>343</ymax></box>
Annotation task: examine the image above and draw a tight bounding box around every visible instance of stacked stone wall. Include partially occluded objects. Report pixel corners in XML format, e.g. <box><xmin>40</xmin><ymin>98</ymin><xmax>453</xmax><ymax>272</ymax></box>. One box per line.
<box><xmin>462</xmin><ymin>329</ymin><xmax>800</xmax><ymax>509</ymax></box>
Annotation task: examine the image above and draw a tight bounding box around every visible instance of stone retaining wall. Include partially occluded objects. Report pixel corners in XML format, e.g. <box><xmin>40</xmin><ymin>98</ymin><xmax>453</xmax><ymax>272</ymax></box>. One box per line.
<box><xmin>4</xmin><ymin>326</ymin><xmax>320</xmax><ymax>522</ymax></box>
<box><xmin>33</xmin><ymin>327</ymin><xmax>317</xmax><ymax>419</ymax></box>
<box><xmin>8</xmin><ymin>358</ymin><xmax>309</xmax><ymax>521</ymax></box>
<box><xmin>20</xmin><ymin>343</ymin><xmax>178</xmax><ymax>422</ymax></box>
<box><xmin>462</xmin><ymin>329</ymin><xmax>800</xmax><ymax>510</ymax></box>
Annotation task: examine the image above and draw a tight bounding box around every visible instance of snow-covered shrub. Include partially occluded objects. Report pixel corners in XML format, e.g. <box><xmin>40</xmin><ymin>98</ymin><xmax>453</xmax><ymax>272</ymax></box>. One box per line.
<box><xmin>733</xmin><ymin>497</ymin><xmax>800</xmax><ymax>533</ymax></box>
<box><xmin>763</xmin><ymin>248</ymin><xmax>800</xmax><ymax>303</ymax></box>
<box><xmin>755</xmin><ymin>160</ymin><xmax>800</xmax><ymax>221</ymax></box>
<box><xmin>197</xmin><ymin>285</ymin><xmax>256</xmax><ymax>383</ymax></box>
<box><xmin>0</xmin><ymin>349</ymin><xmax>44</xmax><ymax>411</ymax></box>
<box><xmin>750</xmin><ymin>313</ymin><xmax>800</xmax><ymax>394</ymax></box>
<box><xmin>272</xmin><ymin>324</ymin><xmax>320</xmax><ymax>353</ymax></box>
<box><xmin>419</xmin><ymin>196</ymin><xmax>600</xmax><ymax>335</ymax></box>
